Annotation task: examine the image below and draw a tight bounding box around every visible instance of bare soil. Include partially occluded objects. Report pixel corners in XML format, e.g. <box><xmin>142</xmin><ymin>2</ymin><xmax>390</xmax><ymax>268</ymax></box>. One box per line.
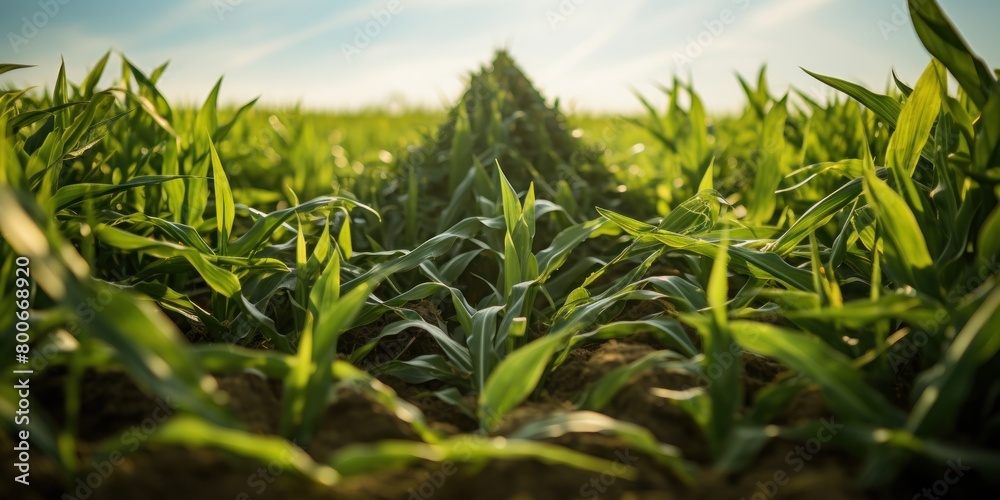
<box><xmin>6</xmin><ymin>333</ymin><xmax>984</xmax><ymax>499</ymax></box>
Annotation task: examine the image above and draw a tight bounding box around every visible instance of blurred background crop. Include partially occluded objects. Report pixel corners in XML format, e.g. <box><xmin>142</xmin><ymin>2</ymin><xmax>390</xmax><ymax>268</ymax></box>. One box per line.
<box><xmin>4</xmin><ymin>0</ymin><xmax>999</xmax><ymax>112</ymax></box>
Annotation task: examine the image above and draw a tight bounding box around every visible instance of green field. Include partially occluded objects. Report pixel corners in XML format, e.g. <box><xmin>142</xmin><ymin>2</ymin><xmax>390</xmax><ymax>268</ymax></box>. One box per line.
<box><xmin>2</xmin><ymin>1</ymin><xmax>1000</xmax><ymax>498</ymax></box>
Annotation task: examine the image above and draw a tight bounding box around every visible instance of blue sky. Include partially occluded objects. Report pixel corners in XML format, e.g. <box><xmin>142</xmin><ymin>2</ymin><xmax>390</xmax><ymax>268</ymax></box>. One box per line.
<box><xmin>1</xmin><ymin>0</ymin><xmax>998</xmax><ymax>113</ymax></box>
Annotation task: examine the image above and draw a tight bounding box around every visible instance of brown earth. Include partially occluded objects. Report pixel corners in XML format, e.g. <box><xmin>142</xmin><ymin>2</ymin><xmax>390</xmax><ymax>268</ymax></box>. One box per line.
<box><xmin>4</xmin><ymin>333</ymin><xmax>981</xmax><ymax>500</ymax></box>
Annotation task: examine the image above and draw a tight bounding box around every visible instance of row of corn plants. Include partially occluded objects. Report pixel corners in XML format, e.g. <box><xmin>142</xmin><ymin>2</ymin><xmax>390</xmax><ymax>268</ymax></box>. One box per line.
<box><xmin>1</xmin><ymin>0</ymin><xmax>999</xmax><ymax>495</ymax></box>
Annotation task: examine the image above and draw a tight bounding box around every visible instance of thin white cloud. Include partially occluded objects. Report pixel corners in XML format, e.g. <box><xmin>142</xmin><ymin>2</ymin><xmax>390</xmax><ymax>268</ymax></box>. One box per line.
<box><xmin>539</xmin><ymin>0</ymin><xmax>645</xmax><ymax>78</ymax></box>
<box><xmin>11</xmin><ymin>0</ymin><xmax>995</xmax><ymax>114</ymax></box>
<box><xmin>116</xmin><ymin>0</ymin><xmax>212</xmax><ymax>45</ymax></box>
<box><xmin>415</xmin><ymin>0</ymin><xmax>507</xmax><ymax>7</ymax></box>
<box><xmin>226</xmin><ymin>4</ymin><xmax>377</xmax><ymax>69</ymax></box>
<box><xmin>744</xmin><ymin>0</ymin><xmax>834</xmax><ymax>30</ymax></box>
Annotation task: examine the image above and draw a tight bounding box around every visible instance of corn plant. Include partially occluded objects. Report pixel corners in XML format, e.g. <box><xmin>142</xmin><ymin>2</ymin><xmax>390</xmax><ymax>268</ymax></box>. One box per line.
<box><xmin>2</xmin><ymin>0</ymin><xmax>1000</xmax><ymax>497</ymax></box>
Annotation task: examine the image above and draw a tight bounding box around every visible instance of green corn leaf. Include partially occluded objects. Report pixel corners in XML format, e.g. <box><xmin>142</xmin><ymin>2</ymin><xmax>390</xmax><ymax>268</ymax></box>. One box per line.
<box><xmin>337</xmin><ymin>210</ymin><xmax>353</xmax><ymax>260</ymax></box>
<box><xmin>345</xmin><ymin>216</ymin><xmax>494</xmax><ymax>289</ymax></box>
<box><xmin>714</xmin><ymin>425</ymin><xmax>774</xmax><ymax>474</ymax></box>
<box><xmin>7</xmin><ymin>102</ymin><xmax>86</xmax><ymax>134</ymax></box>
<box><xmin>887</xmin><ymin>61</ymin><xmax>944</xmax><ymax>177</ymax></box>
<box><xmin>229</xmin><ymin>196</ymin><xmax>376</xmax><ymax>257</ymax></box>
<box><xmin>743</xmin><ymin>377</ymin><xmax>809</xmax><ymax>426</ymax></box>
<box><xmin>48</xmin><ymin>175</ymin><xmax>192</xmax><ymax>213</ymax></box>
<box><xmin>309</xmin><ymin>265</ymin><xmax>354</xmax><ymax>355</ymax></box>
<box><xmin>438</xmin><ymin>167</ymin><xmax>478</xmax><ymax>232</ymax></box>
<box><xmin>376</xmin><ymin>354</ymin><xmax>470</xmax><ymax>387</ymax></box>
<box><xmin>732</xmin><ymin>321</ymin><xmax>903</xmax><ymax>426</ymax></box>
<box><xmin>215</xmin><ymin>96</ymin><xmax>259</xmax><ymax>143</ymax></box>
<box><xmin>693</xmin><ymin>232</ymin><xmax>742</xmax><ymax>456</ymax></box>
<box><xmin>235</xmin><ymin>293</ymin><xmax>290</xmax><ymax>352</ymax></box>
<box><xmin>162</xmin><ymin>138</ymin><xmax>185</xmax><ymax>222</ymax></box>
<box><xmin>973</xmin><ymin>92</ymin><xmax>1000</xmax><ymax>174</ymax></box>
<box><xmin>495</xmin><ymin>281</ymin><xmax>533</xmax><ymax>351</ymax></box>
<box><xmin>123</xmin><ymin>57</ymin><xmax>173</xmax><ymax>121</ymax></box>
<box><xmin>478</xmin><ymin>333</ymin><xmax>564</xmax><ymax>430</ymax></box>
<box><xmin>208</xmin><ymin>137</ymin><xmax>234</xmax><ymax>254</ymax></box>
<box><xmin>294</xmin><ymin>273</ymin><xmax>376</xmax><ymax>440</ymax></box>
<box><xmin>79</xmin><ymin>51</ymin><xmax>110</xmax><ymax>98</ymax></box>
<box><xmin>52</xmin><ymin>59</ymin><xmax>67</xmax><ymax>125</ymax></box>
<box><xmin>509</xmin><ymin>411</ymin><xmax>693</xmax><ymax>483</ymax></box>
<box><xmin>93</xmin><ymin>224</ymin><xmax>241</xmax><ymax>297</ymax></box>
<box><xmin>861</xmin><ymin>147</ymin><xmax>939</xmax><ymax>295</ymax></box>
<box><xmin>748</xmin><ymin>97</ymin><xmax>787</xmax><ymax>223</ymax></box>
<box><xmin>80</xmin><ymin>284</ymin><xmax>231</xmax><ymax>425</ymax></box>
<box><xmin>979</xmin><ymin>205</ymin><xmax>1000</xmax><ymax>267</ymax></box>
<box><xmin>0</xmin><ymin>63</ymin><xmax>34</xmax><ymax>75</ymax></box>
<box><xmin>697</xmin><ymin>157</ymin><xmax>714</xmax><ymax>193</ymax></box>
<box><xmin>804</xmin><ymin>69</ymin><xmax>902</xmax><ymax>128</ymax></box>
<box><xmin>468</xmin><ymin>306</ymin><xmax>502</xmax><ymax>391</ymax></box>
<box><xmin>659</xmin><ymin>190</ymin><xmax>723</xmax><ymax>235</ymax></box>
<box><xmin>60</xmin><ymin>91</ymin><xmax>114</xmax><ymax>156</ymax></box>
<box><xmin>575</xmin><ymin>350</ymin><xmax>687</xmax><ymax>410</ymax></box>
<box><xmin>498</xmin><ymin>162</ymin><xmax>522</xmax><ymax>233</ymax></box>
<box><xmin>600</xmin><ymin>208</ymin><xmax>814</xmax><ymax>291</ymax></box>
<box><xmin>785</xmin><ymin>294</ymin><xmax>939</xmax><ymax>329</ymax></box>
<box><xmin>350</xmin><ymin>320</ymin><xmax>472</xmax><ymax>372</ymax></box>
<box><xmin>523</xmin><ymin>182</ymin><xmax>536</xmax><ymax>239</ymax></box>
<box><xmin>449</xmin><ymin>103</ymin><xmax>472</xmax><ymax>192</ymax></box>
<box><xmin>571</xmin><ymin>318</ymin><xmax>697</xmax><ymax>357</ymax></box>
<box><xmin>907</xmin><ymin>286</ymin><xmax>1000</xmax><ymax>436</ymax></box>
<box><xmin>197</xmin><ymin>77</ymin><xmax>222</xmax><ymax>134</ymax></box>
<box><xmin>535</xmin><ymin>217</ymin><xmax>608</xmax><ymax>281</ymax></box>
<box><xmin>909</xmin><ymin>0</ymin><xmax>995</xmax><ymax>108</ymax></box>
<box><xmin>149</xmin><ymin>415</ymin><xmax>339</xmax><ymax>486</ymax></box>
<box><xmin>329</xmin><ymin>436</ymin><xmax>627</xmax><ymax>478</ymax></box>
<box><xmin>778</xmin><ymin>159</ymin><xmax>865</xmax><ymax>194</ymax></box>
<box><xmin>503</xmin><ymin>231</ymin><xmax>522</xmax><ymax>293</ymax></box>
<box><xmin>647</xmin><ymin>276</ymin><xmax>709</xmax><ymax>312</ymax></box>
